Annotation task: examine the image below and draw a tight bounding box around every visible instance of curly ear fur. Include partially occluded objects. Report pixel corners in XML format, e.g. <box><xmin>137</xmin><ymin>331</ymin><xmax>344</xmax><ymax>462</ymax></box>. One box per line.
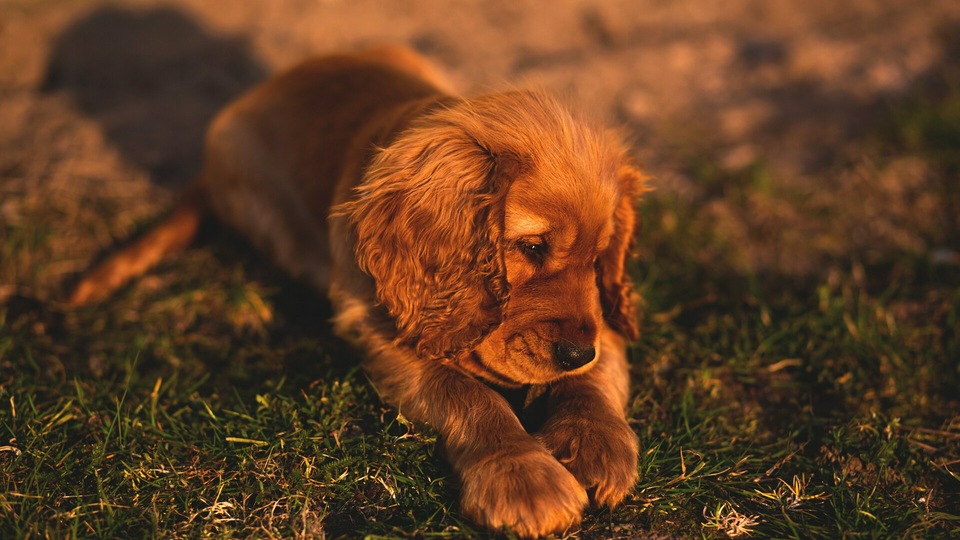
<box><xmin>343</xmin><ymin>96</ymin><xmax>538</xmax><ymax>359</ymax></box>
<box><xmin>597</xmin><ymin>163</ymin><xmax>647</xmax><ymax>340</ymax></box>
<box><xmin>344</xmin><ymin>92</ymin><xmax>646</xmax><ymax>357</ymax></box>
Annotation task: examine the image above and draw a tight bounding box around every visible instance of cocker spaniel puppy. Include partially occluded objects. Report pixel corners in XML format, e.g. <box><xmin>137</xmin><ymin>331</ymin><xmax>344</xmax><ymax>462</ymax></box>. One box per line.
<box><xmin>69</xmin><ymin>46</ymin><xmax>647</xmax><ymax>538</ymax></box>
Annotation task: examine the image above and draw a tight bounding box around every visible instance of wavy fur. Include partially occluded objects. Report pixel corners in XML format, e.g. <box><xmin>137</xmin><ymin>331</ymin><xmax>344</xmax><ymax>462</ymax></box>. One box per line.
<box><xmin>67</xmin><ymin>48</ymin><xmax>647</xmax><ymax>539</ymax></box>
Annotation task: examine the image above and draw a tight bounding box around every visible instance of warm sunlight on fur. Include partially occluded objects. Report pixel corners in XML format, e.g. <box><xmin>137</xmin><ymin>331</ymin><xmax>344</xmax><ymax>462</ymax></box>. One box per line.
<box><xmin>68</xmin><ymin>45</ymin><xmax>647</xmax><ymax>538</ymax></box>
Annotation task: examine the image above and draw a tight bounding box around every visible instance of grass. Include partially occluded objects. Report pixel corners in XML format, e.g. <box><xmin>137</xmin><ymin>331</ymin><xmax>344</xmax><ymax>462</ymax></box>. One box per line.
<box><xmin>3</xmin><ymin>86</ymin><xmax>960</xmax><ymax>539</ymax></box>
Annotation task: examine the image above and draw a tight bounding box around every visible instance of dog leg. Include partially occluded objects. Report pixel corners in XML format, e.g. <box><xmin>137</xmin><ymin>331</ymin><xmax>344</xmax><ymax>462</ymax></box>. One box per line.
<box><xmin>67</xmin><ymin>188</ymin><xmax>204</xmax><ymax>306</ymax></box>
<box><xmin>361</xmin><ymin>340</ymin><xmax>588</xmax><ymax>538</ymax></box>
<box><xmin>535</xmin><ymin>326</ymin><xmax>639</xmax><ymax>508</ymax></box>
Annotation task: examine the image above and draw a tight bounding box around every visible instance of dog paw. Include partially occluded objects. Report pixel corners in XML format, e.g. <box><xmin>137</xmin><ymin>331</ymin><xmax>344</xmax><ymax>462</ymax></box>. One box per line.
<box><xmin>536</xmin><ymin>414</ymin><xmax>639</xmax><ymax>508</ymax></box>
<box><xmin>459</xmin><ymin>448</ymin><xmax>588</xmax><ymax>538</ymax></box>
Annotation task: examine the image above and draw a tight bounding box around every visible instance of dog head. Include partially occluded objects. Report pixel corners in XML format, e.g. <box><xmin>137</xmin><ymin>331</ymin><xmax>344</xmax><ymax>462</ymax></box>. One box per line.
<box><xmin>348</xmin><ymin>91</ymin><xmax>645</xmax><ymax>385</ymax></box>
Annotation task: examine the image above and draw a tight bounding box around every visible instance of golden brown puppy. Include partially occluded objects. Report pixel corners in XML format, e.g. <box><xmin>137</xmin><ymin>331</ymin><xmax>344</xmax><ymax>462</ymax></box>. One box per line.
<box><xmin>69</xmin><ymin>46</ymin><xmax>646</xmax><ymax>538</ymax></box>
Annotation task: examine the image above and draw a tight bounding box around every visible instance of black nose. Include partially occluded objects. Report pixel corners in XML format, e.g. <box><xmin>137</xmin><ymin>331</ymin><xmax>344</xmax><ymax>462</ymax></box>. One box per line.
<box><xmin>554</xmin><ymin>342</ymin><xmax>596</xmax><ymax>371</ymax></box>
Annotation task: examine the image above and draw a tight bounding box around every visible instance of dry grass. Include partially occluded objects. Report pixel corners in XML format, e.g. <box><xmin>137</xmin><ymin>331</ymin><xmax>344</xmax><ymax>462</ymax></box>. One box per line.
<box><xmin>2</xmin><ymin>4</ymin><xmax>960</xmax><ymax>537</ymax></box>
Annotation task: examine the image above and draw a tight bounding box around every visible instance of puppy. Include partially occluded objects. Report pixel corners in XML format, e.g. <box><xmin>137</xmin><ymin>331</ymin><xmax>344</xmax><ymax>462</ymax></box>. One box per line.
<box><xmin>69</xmin><ymin>46</ymin><xmax>646</xmax><ymax>538</ymax></box>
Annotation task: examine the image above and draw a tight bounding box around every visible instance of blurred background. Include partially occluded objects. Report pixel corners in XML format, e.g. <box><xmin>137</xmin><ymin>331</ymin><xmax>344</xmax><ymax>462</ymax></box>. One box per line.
<box><xmin>2</xmin><ymin>0</ymin><xmax>959</xmax><ymax>297</ymax></box>
<box><xmin>2</xmin><ymin>2</ymin><xmax>959</xmax><ymax>537</ymax></box>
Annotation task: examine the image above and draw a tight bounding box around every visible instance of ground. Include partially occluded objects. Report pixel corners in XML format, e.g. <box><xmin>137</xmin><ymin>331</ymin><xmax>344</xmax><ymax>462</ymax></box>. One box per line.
<box><xmin>1</xmin><ymin>0</ymin><xmax>959</xmax><ymax>538</ymax></box>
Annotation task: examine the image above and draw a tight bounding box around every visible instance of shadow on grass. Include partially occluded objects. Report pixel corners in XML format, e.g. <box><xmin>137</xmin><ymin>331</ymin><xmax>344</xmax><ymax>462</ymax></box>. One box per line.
<box><xmin>29</xmin><ymin>5</ymin><xmax>339</xmax><ymax>391</ymax></box>
<box><xmin>3</xmin><ymin>8</ymin><xmax>959</xmax><ymax>538</ymax></box>
<box><xmin>41</xmin><ymin>5</ymin><xmax>267</xmax><ymax>186</ymax></box>
<box><xmin>623</xmin><ymin>31</ymin><xmax>960</xmax><ymax>527</ymax></box>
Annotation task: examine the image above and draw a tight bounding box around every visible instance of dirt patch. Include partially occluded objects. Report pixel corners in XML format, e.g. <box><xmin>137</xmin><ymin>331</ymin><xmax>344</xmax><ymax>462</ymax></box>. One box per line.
<box><xmin>2</xmin><ymin>0</ymin><xmax>959</xmax><ymax>293</ymax></box>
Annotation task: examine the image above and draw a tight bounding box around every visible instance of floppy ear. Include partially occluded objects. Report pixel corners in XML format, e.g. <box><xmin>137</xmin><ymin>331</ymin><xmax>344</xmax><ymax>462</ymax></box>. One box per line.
<box><xmin>343</xmin><ymin>123</ymin><xmax>515</xmax><ymax>360</ymax></box>
<box><xmin>597</xmin><ymin>163</ymin><xmax>647</xmax><ymax>340</ymax></box>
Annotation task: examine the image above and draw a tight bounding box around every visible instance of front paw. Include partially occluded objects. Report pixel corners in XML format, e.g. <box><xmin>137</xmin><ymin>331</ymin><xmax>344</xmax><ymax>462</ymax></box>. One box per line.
<box><xmin>459</xmin><ymin>448</ymin><xmax>588</xmax><ymax>538</ymax></box>
<box><xmin>536</xmin><ymin>414</ymin><xmax>639</xmax><ymax>508</ymax></box>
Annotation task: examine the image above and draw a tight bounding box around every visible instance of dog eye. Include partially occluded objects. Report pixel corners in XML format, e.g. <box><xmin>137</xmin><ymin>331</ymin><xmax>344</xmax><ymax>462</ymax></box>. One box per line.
<box><xmin>517</xmin><ymin>239</ymin><xmax>547</xmax><ymax>263</ymax></box>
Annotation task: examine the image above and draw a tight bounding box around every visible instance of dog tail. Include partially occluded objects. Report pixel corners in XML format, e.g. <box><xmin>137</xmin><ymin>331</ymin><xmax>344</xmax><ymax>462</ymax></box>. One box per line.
<box><xmin>67</xmin><ymin>186</ymin><xmax>206</xmax><ymax>306</ymax></box>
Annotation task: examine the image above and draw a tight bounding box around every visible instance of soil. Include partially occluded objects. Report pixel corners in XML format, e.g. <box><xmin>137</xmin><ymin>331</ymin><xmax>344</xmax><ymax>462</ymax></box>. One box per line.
<box><xmin>2</xmin><ymin>0</ymin><xmax>959</xmax><ymax>297</ymax></box>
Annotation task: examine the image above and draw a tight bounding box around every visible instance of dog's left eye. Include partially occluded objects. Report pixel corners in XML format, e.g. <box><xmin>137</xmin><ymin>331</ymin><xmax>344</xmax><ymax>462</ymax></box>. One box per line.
<box><xmin>517</xmin><ymin>239</ymin><xmax>547</xmax><ymax>263</ymax></box>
